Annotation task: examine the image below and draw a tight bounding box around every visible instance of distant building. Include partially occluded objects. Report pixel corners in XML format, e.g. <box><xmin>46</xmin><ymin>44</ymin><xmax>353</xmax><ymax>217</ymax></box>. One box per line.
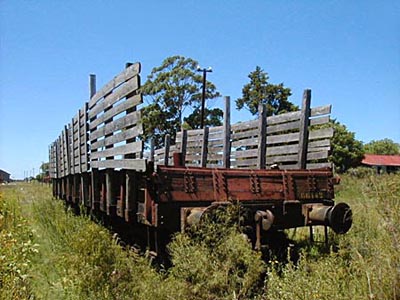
<box><xmin>361</xmin><ymin>154</ymin><xmax>400</xmax><ymax>174</ymax></box>
<box><xmin>0</xmin><ymin>169</ymin><xmax>11</xmax><ymax>183</ymax></box>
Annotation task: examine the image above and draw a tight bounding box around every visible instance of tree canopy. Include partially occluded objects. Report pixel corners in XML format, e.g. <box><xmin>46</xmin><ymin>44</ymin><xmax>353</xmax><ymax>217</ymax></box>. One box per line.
<box><xmin>364</xmin><ymin>138</ymin><xmax>400</xmax><ymax>155</ymax></box>
<box><xmin>329</xmin><ymin>120</ymin><xmax>365</xmax><ymax>173</ymax></box>
<box><xmin>141</xmin><ymin>56</ymin><xmax>220</xmax><ymax>147</ymax></box>
<box><xmin>236</xmin><ymin>66</ymin><xmax>297</xmax><ymax>116</ymax></box>
<box><xmin>183</xmin><ymin>107</ymin><xmax>223</xmax><ymax>130</ymax></box>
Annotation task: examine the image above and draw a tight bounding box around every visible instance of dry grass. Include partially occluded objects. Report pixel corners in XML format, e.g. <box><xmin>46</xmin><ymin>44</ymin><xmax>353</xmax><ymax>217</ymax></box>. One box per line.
<box><xmin>0</xmin><ymin>173</ymin><xmax>399</xmax><ymax>299</ymax></box>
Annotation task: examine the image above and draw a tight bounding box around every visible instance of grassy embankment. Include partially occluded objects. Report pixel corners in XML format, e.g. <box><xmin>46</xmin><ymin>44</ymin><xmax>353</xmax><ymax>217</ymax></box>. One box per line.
<box><xmin>0</xmin><ymin>173</ymin><xmax>399</xmax><ymax>299</ymax></box>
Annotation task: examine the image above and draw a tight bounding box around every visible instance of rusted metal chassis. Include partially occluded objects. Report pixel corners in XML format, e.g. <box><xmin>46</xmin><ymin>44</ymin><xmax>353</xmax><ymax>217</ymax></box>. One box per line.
<box><xmin>142</xmin><ymin>166</ymin><xmax>351</xmax><ymax>248</ymax></box>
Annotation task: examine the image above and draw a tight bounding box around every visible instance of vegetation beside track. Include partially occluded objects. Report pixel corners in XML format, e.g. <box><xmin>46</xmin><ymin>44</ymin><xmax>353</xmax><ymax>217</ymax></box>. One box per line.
<box><xmin>1</xmin><ymin>173</ymin><xmax>399</xmax><ymax>299</ymax></box>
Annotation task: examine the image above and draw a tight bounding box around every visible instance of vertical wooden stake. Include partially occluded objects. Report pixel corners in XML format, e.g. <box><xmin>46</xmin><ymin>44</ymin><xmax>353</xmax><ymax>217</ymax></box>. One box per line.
<box><xmin>201</xmin><ymin>127</ymin><xmax>209</xmax><ymax>167</ymax></box>
<box><xmin>91</xmin><ymin>169</ymin><xmax>100</xmax><ymax>211</ymax></box>
<box><xmin>89</xmin><ymin>74</ymin><xmax>96</xmax><ymax>99</ymax></box>
<box><xmin>164</xmin><ymin>134</ymin><xmax>170</xmax><ymax>166</ymax></box>
<box><xmin>149</xmin><ymin>138</ymin><xmax>155</xmax><ymax>162</ymax></box>
<box><xmin>257</xmin><ymin>103</ymin><xmax>267</xmax><ymax>169</ymax></box>
<box><xmin>106</xmin><ymin>169</ymin><xmax>117</xmax><ymax>216</ymax></box>
<box><xmin>179</xmin><ymin>130</ymin><xmax>187</xmax><ymax>166</ymax></box>
<box><xmin>223</xmin><ymin>96</ymin><xmax>231</xmax><ymax>168</ymax></box>
<box><xmin>298</xmin><ymin>89</ymin><xmax>311</xmax><ymax>169</ymax></box>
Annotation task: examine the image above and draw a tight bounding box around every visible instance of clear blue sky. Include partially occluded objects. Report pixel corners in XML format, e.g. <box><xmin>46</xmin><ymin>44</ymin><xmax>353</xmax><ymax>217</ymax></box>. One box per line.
<box><xmin>1</xmin><ymin>0</ymin><xmax>399</xmax><ymax>179</ymax></box>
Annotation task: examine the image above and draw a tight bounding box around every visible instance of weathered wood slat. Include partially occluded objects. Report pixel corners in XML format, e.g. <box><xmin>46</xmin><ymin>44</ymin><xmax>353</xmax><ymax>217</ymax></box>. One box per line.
<box><xmin>89</xmin><ymin>63</ymin><xmax>140</xmax><ymax>108</ymax></box>
<box><xmin>306</xmin><ymin>150</ymin><xmax>329</xmax><ymax>161</ymax></box>
<box><xmin>89</xmin><ymin>94</ymin><xmax>142</xmax><ymax>129</ymax></box>
<box><xmin>267</xmin><ymin>121</ymin><xmax>300</xmax><ymax>134</ymax></box>
<box><xmin>90</xmin><ymin>141</ymin><xmax>142</xmax><ymax>160</ymax></box>
<box><xmin>231</xmin><ymin>119</ymin><xmax>258</xmax><ymax>131</ymax></box>
<box><xmin>89</xmin><ymin>111</ymin><xmax>141</xmax><ymax>141</ymax></box>
<box><xmin>231</xmin><ymin>128</ymin><xmax>259</xmax><ymax>140</ymax></box>
<box><xmin>91</xmin><ymin>159</ymin><xmax>146</xmax><ymax>171</ymax></box>
<box><xmin>90</xmin><ymin>125</ymin><xmax>143</xmax><ymax>150</ymax></box>
<box><xmin>310</xmin><ymin>104</ymin><xmax>331</xmax><ymax>117</ymax></box>
<box><xmin>231</xmin><ymin>138</ymin><xmax>258</xmax><ymax>148</ymax></box>
<box><xmin>308</xmin><ymin>139</ymin><xmax>331</xmax><ymax>148</ymax></box>
<box><xmin>307</xmin><ymin>162</ymin><xmax>332</xmax><ymax>169</ymax></box>
<box><xmin>266</xmin><ymin>111</ymin><xmax>301</xmax><ymax>125</ymax></box>
<box><xmin>266</xmin><ymin>154</ymin><xmax>298</xmax><ymax>164</ymax></box>
<box><xmin>231</xmin><ymin>158</ymin><xmax>258</xmax><ymax>168</ymax></box>
<box><xmin>266</xmin><ymin>132</ymin><xmax>299</xmax><ymax>145</ymax></box>
<box><xmin>308</xmin><ymin>146</ymin><xmax>331</xmax><ymax>153</ymax></box>
<box><xmin>88</xmin><ymin>76</ymin><xmax>140</xmax><ymax>119</ymax></box>
<box><xmin>309</xmin><ymin>127</ymin><xmax>334</xmax><ymax>140</ymax></box>
<box><xmin>266</xmin><ymin>144</ymin><xmax>299</xmax><ymax>156</ymax></box>
<box><xmin>310</xmin><ymin>115</ymin><xmax>330</xmax><ymax>126</ymax></box>
<box><xmin>232</xmin><ymin>148</ymin><xmax>258</xmax><ymax>159</ymax></box>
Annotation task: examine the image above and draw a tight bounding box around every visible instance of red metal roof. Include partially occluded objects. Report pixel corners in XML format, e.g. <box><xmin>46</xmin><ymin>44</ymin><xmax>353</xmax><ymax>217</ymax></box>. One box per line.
<box><xmin>362</xmin><ymin>154</ymin><xmax>400</xmax><ymax>167</ymax></box>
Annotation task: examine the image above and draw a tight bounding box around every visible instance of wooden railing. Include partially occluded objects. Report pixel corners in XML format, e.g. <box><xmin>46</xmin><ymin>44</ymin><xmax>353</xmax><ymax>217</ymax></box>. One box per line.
<box><xmin>49</xmin><ymin>63</ymin><xmax>334</xmax><ymax>182</ymax></box>
<box><xmin>152</xmin><ymin>90</ymin><xmax>333</xmax><ymax>170</ymax></box>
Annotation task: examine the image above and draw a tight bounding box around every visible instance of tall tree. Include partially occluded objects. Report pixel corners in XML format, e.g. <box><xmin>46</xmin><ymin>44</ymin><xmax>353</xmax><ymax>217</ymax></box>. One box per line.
<box><xmin>183</xmin><ymin>107</ymin><xmax>223</xmax><ymax>129</ymax></box>
<box><xmin>236</xmin><ymin>66</ymin><xmax>296</xmax><ymax>116</ymax></box>
<box><xmin>141</xmin><ymin>56</ymin><xmax>220</xmax><ymax>147</ymax></box>
<box><xmin>364</xmin><ymin>138</ymin><xmax>400</xmax><ymax>155</ymax></box>
<box><xmin>330</xmin><ymin>120</ymin><xmax>365</xmax><ymax>173</ymax></box>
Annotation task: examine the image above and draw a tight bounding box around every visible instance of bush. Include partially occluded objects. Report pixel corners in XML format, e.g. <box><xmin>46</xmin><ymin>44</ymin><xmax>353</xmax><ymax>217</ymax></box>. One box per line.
<box><xmin>346</xmin><ymin>167</ymin><xmax>375</xmax><ymax>178</ymax></box>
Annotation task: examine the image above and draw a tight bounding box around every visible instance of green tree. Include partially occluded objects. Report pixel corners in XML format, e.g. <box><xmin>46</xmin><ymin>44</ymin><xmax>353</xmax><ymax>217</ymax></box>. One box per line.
<box><xmin>183</xmin><ymin>107</ymin><xmax>223</xmax><ymax>129</ymax></box>
<box><xmin>330</xmin><ymin>120</ymin><xmax>365</xmax><ymax>173</ymax></box>
<box><xmin>141</xmin><ymin>56</ymin><xmax>220</xmax><ymax>147</ymax></box>
<box><xmin>236</xmin><ymin>66</ymin><xmax>296</xmax><ymax>116</ymax></box>
<box><xmin>364</xmin><ymin>138</ymin><xmax>400</xmax><ymax>155</ymax></box>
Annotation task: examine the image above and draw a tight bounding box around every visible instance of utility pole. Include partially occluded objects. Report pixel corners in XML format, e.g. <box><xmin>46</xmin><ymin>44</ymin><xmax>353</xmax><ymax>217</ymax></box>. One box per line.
<box><xmin>196</xmin><ymin>66</ymin><xmax>213</xmax><ymax>129</ymax></box>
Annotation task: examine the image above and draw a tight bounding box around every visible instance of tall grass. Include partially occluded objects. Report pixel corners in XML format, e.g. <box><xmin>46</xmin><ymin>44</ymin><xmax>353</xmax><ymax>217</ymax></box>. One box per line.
<box><xmin>0</xmin><ymin>184</ymin><xmax>38</xmax><ymax>299</ymax></box>
<box><xmin>264</xmin><ymin>174</ymin><xmax>400</xmax><ymax>300</ymax></box>
<box><xmin>1</xmin><ymin>174</ymin><xmax>399</xmax><ymax>299</ymax></box>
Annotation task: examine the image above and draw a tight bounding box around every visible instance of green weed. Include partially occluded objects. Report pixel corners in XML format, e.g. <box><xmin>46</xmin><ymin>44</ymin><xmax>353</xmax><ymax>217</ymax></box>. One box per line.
<box><xmin>1</xmin><ymin>174</ymin><xmax>399</xmax><ymax>300</ymax></box>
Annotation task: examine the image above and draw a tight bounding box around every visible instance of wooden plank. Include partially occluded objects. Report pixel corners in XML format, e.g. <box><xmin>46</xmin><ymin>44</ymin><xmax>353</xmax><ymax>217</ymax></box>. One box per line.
<box><xmin>257</xmin><ymin>104</ymin><xmax>267</xmax><ymax>169</ymax></box>
<box><xmin>164</xmin><ymin>136</ymin><xmax>171</xmax><ymax>166</ymax></box>
<box><xmin>231</xmin><ymin>119</ymin><xmax>258</xmax><ymax>131</ymax></box>
<box><xmin>306</xmin><ymin>150</ymin><xmax>329</xmax><ymax>161</ymax></box>
<box><xmin>222</xmin><ymin>96</ymin><xmax>231</xmax><ymax>168</ymax></box>
<box><xmin>266</xmin><ymin>132</ymin><xmax>299</xmax><ymax>145</ymax></box>
<box><xmin>200</xmin><ymin>127</ymin><xmax>209</xmax><ymax>167</ymax></box>
<box><xmin>308</xmin><ymin>146</ymin><xmax>331</xmax><ymax>153</ymax></box>
<box><xmin>89</xmin><ymin>94</ymin><xmax>142</xmax><ymax>129</ymax></box>
<box><xmin>179</xmin><ymin>130</ymin><xmax>187</xmax><ymax>165</ymax></box>
<box><xmin>90</xmin><ymin>125</ymin><xmax>143</xmax><ymax>150</ymax></box>
<box><xmin>208</xmin><ymin>140</ymin><xmax>224</xmax><ymax>147</ymax></box>
<box><xmin>309</xmin><ymin>127</ymin><xmax>334</xmax><ymax>140</ymax></box>
<box><xmin>297</xmin><ymin>89</ymin><xmax>311</xmax><ymax>169</ymax></box>
<box><xmin>231</xmin><ymin>138</ymin><xmax>258</xmax><ymax>148</ymax></box>
<box><xmin>230</xmin><ymin>128</ymin><xmax>259</xmax><ymax>140</ymax></box>
<box><xmin>231</xmin><ymin>158</ymin><xmax>258</xmax><ymax>168</ymax></box>
<box><xmin>89</xmin><ymin>63</ymin><xmax>140</xmax><ymax>108</ymax></box>
<box><xmin>232</xmin><ymin>148</ymin><xmax>258</xmax><ymax>159</ymax></box>
<box><xmin>310</xmin><ymin>104</ymin><xmax>331</xmax><ymax>117</ymax></box>
<box><xmin>64</xmin><ymin>125</ymin><xmax>71</xmax><ymax>176</ymax></box>
<box><xmin>266</xmin><ymin>144</ymin><xmax>299</xmax><ymax>156</ymax></box>
<box><xmin>88</xmin><ymin>76</ymin><xmax>140</xmax><ymax>119</ymax></box>
<box><xmin>91</xmin><ymin>159</ymin><xmax>147</xmax><ymax>171</ymax></box>
<box><xmin>307</xmin><ymin>162</ymin><xmax>332</xmax><ymax>169</ymax></box>
<box><xmin>310</xmin><ymin>115</ymin><xmax>330</xmax><ymax>126</ymax></box>
<box><xmin>89</xmin><ymin>111</ymin><xmax>141</xmax><ymax>141</ymax></box>
<box><xmin>267</xmin><ymin>120</ymin><xmax>300</xmax><ymax>134</ymax></box>
<box><xmin>308</xmin><ymin>139</ymin><xmax>331</xmax><ymax>148</ymax></box>
<box><xmin>266</xmin><ymin>111</ymin><xmax>301</xmax><ymax>125</ymax></box>
<box><xmin>91</xmin><ymin>141</ymin><xmax>143</xmax><ymax>160</ymax></box>
<box><xmin>89</xmin><ymin>74</ymin><xmax>97</xmax><ymax>99</ymax></box>
<box><xmin>266</xmin><ymin>154</ymin><xmax>298</xmax><ymax>164</ymax></box>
